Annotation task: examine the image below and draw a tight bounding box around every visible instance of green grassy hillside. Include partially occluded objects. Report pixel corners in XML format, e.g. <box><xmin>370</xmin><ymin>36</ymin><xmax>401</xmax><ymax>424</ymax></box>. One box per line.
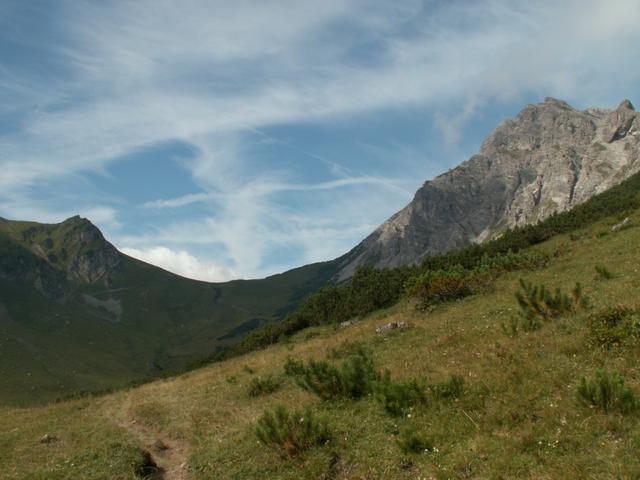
<box><xmin>1</xmin><ymin>184</ymin><xmax>639</xmax><ymax>478</ymax></box>
<box><xmin>0</xmin><ymin>217</ymin><xmax>338</xmax><ymax>406</ymax></box>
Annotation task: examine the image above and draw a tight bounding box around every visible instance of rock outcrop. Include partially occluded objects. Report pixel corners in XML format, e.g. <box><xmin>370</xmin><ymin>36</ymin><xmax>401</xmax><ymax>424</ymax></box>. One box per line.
<box><xmin>61</xmin><ymin>216</ymin><xmax>121</xmax><ymax>283</ymax></box>
<box><xmin>0</xmin><ymin>215</ymin><xmax>121</xmax><ymax>297</ymax></box>
<box><xmin>337</xmin><ymin>98</ymin><xmax>640</xmax><ymax>279</ymax></box>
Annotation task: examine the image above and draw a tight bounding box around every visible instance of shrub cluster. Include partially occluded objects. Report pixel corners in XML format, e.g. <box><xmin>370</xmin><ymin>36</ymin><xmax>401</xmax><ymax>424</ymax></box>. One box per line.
<box><xmin>405</xmin><ymin>267</ymin><xmax>481</xmax><ymax>310</ymax></box>
<box><xmin>512</xmin><ymin>280</ymin><xmax>588</xmax><ymax>332</ymax></box>
<box><xmin>233</xmin><ymin>266</ymin><xmax>415</xmax><ymax>355</ymax></box>
<box><xmin>406</xmin><ymin>251</ymin><xmax>550</xmax><ymax>311</ymax></box>
<box><xmin>255</xmin><ymin>405</ymin><xmax>331</xmax><ymax>458</ymax></box>
<box><xmin>577</xmin><ymin>370</ymin><xmax>639</xmax><ymax>414</ymax></box>
<box><xmin>375</xmin><ymin>371</ymin><xmax>428</xmax><ymax>416</ymax></box>
<box><xmin>233</xmin><ymin>247</ymin><xmax>553</xmax><ymax>359</ymax></box>
<box><xmin>284</xmin><ymin>352</ymin><xmax>462</xmax><ymax>417</ymax></box>
<box><xmin>284</xmin><ymin>351</ymin><xmax>379</xmax><ymax>400</ymax></box>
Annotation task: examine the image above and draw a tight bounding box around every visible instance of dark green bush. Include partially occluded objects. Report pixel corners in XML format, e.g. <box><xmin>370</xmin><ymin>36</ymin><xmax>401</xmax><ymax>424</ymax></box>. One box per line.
<box><xmin>247</xmin><ymin>375</ymin><xmax>282</xmax><ymax>397</ymax></box>
<box><xmin>396</xmin><ymin>425</ymin><xmax>434</xmax><ymax>454</ymax></box>
<box><xmin>294</xmin><ymin>360</ymin><xmax>343</xmax><ymax>400</ymax></box>
<box><xmin>256</xmin><ymin>405</ymin><xmax>331</xmax><ymax>458</ymax></box>
<box><xmin>515</xmin><ymin>280</ymin><xmax>588</xmax><ymax>328</ymax></box>
<box><xmin>375</xmin><ymin>371</ymin><xmax>428</xmax><ymax>416</ymax></box>
<box><xmin>587</xmin><ymin>306</ymin><xmax>640</xmax><ymax>348</ymax></box>
<box><xmin>287</xmin><ymin>351</ymin><xmax>379</xmax><ymax>400</ymax></box>
<box><xmin>338</xmin><ymin>350</ymin><xmax>379</xmax><ymax>399</ymax></box>
<box><xmin>407</xmin><ymin>251</ymin><xmax>550</xmax><ymax>311</ymax></box>
<box><xmin>577</xmin><ymin>370</ymin><xmax>639</xmax><ymax>414</ymax></box>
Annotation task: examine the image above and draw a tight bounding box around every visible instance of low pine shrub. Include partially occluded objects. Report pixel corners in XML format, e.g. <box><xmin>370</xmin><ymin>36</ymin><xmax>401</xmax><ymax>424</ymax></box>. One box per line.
<box><xmin>247</xmin><ymin>375</ymin><xmax>282</xmax><ymax>397</ymax></box>
<box><xmin>587</xmin><ymin>306</ymin><xmax>640</xmax><ymax>348</ymax></box>
<box><xmin>338</xmin><ymin>350</ymin><xmax>379</xmax><ymax>399</ymax></box>
<box><xmin>256</xmin><ymin>405</ymin><xmax>331</xmax><ymax>458</ymax></box>
<box><xmin>430</xmin><ymin>374</ymin><xmax>464</xmax><ymax>399</ymax></box>
<box><xmin>577</xmin><ymin>370</ymin><xmax>639</xmax><ymax>414</ymax></box>
<box><xmin>396</xmin><ymin>425</ymin><xmax>434</xmax><ymax>454</ymax></box>
<box><xmin>375</xmin><ymin>371</ymin><xmax>428</xmax><ymax>416</ymax></box>
<box><xmin>285</xmin><ymin>351</ymin><xmax>379</xmax><ymax>400</ymax></box>
<box><xmin>295</xmin><ymin>360</ymin><xmax>343</xmax><ymax>400</ymax></box>
<box><xmin>514</xmin><ymin>279</ymin><xmax>588</xmax><ymax>327</ymax></box>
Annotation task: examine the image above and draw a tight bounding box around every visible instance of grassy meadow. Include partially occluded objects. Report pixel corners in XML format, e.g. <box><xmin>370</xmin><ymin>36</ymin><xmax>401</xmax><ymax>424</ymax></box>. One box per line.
<box><xmin>1</xmin><ymin>205</ymin><xmax>640</xmax><ymax>479</ymax></box>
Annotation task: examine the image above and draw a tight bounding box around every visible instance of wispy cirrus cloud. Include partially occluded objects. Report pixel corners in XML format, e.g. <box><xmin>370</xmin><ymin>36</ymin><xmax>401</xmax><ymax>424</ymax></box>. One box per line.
<box><xmin>1</xmin><ymin>0</ymin><xmax>639</xmax><ymax>278</ymax></box>
<box><xmin>143</xmin><ymin>176</ymin><xmax>411</xmax><ymax>209</ymax></box>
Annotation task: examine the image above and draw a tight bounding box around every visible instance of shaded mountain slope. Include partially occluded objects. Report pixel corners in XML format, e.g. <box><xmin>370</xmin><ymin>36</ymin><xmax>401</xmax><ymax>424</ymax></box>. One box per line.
<box><xmin>0</xmin><ymin>216</ymin><xmax>338</xmax><ymax>405</ymax></box>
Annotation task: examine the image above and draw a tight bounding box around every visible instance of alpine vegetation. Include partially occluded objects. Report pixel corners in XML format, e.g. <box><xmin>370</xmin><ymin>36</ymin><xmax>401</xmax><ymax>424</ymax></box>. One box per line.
<box><xmin>255</xmin><ymin>405</ymin><xmax>331</xmax><ymax>458</ymax></box>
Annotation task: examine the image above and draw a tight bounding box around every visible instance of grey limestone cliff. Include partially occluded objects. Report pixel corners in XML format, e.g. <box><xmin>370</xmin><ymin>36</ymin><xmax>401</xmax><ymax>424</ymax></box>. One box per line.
<box><xmin>337</xmin><ymin>98</ymin><xmax>640</xmax><ymax>280</ymax></box>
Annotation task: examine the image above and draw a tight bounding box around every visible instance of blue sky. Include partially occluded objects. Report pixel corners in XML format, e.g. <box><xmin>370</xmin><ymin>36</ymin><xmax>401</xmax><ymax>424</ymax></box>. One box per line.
<box><xmin>1</xmin><ymin>0</ymin><xmax>639</xmax><ymax>281</ymax></box>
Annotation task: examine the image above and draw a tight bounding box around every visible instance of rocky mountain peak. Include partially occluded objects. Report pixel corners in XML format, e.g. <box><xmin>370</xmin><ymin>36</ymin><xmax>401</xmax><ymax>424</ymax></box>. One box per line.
<box><xmin>601</xmin><ymin>99</ymin><xmax>638</xmax><ymax>143</ymax></box>
<box><xmin>0</xmin><ymin>216</ymin><xmax>121</xmax><ymax>292</ymax></box>
<box><xmin>336</xmin><ymin>98</ymin><xmax>640</xmax><ymax>280</ymax></box>
<box><xmin>618</xmin><ymin>99</ymin><xmax>635</xmax><ymax>111</ymax></box>
<box><xmin>543</xmin><ymin>97</ymin><xmax>573</xmax><ymax>109</ymax></box>
<box><xmin>57</xmin><ymin>216</ymin><xmax>121</xmax><ymax>283</ymax></box>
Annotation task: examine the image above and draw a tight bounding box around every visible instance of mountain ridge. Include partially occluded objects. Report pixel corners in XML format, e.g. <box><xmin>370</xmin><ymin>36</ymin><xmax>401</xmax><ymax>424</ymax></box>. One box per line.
<box><xmin>0</xmin><ymin>216</ymin><xmax>339</xmax><ymax>405</ymax></box>
<box><xmin>336</xmin><ymin>98</ymin><xmax>639</xmax><ymax>279</ymax></box>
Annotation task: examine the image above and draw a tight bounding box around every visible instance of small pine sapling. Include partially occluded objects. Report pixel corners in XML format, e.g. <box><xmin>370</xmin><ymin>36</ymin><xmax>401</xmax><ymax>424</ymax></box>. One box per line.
<box><xmin>255</xmin><ymin>405</ymin><xmax>331</xmax><ymax>458</ymax></box>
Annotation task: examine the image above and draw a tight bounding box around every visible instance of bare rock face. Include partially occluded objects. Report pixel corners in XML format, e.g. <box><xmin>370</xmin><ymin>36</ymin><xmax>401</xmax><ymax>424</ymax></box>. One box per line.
<box><xmin>337</xmin><ymin>98</ymin><xmax>640</xmax><ymax>280</ymax></box>
<box><xmin>61</xmin><ymin>216</ymin><xmax>121</xmax><ymax>283</ymax></box>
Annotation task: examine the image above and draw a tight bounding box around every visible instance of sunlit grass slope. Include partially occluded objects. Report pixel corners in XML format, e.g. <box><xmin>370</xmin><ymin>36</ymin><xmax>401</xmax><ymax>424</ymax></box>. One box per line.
<box><xmin>1</xmin><ymin>203</ymin><xmax>640</xmax><ymax>479</ymax></box>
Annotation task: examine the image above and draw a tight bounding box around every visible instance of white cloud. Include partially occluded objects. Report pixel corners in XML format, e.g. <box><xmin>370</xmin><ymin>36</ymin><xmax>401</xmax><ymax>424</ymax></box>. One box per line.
<box><xmin>2</xmin><ymin>0</ymin><xmax>640</xmax><ymax>278</ymax></box>
<box><xmin>120</xmin><ymin>246</ymin><xmax>235</xmax><ymax>282</ymax></box>
<box><xmin>434</xmin><ymin>97</ymin><xmax>483</xmax><ymax>147</ymax></box>
<box><xmin>142</xmin><ymin>176</ymin><xmax>411</xmax><ymax>209</ymax></box>
<box><xmin>3</xmin><ymin>0</ymin><xmax>639</xmax><ymax>191</ymax></box>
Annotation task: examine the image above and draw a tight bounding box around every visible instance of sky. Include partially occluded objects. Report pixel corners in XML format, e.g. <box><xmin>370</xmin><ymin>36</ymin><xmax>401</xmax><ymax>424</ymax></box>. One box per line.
<box><xmin>1</xmin><ymin>0</ymin><xmax>639</xmax><ymax>281</ymax></box>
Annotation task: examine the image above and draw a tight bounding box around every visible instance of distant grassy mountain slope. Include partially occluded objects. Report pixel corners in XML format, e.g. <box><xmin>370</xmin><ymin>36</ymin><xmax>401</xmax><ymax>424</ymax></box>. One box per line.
<box><xmin>0</xmin><ymin>216</ymin><xmax>338</xmax><ymax>406</ymax></box>
<box><xmin>1</xmin><ymin>176</ymin><xmax>639</xmax><ymax>479</ymax></box>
